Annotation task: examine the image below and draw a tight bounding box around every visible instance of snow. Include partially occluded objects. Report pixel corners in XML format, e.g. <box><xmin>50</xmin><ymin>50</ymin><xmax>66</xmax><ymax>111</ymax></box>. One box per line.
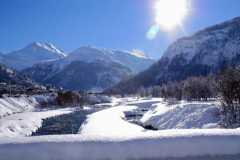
<box><xmin>4</xmin><ymin>42</ymin><xmax>66</xmax><ymax>70</ymax></box>
<box><xmin>0</xmin><ymin>95</ymin><xmax>77</xmax><ymax>137</ymax></box>
<box><xmin>34</xmin><ymin>42</ymin><xmax>66</xmax><ymax>57</ymax></box>
<box><xmin>162</xmin><ymin>17</ymin><xmax>240</xmax><ymax>65</ymax></box>
<box><xmin>66</xmin><ymin>46</ymin><xmax>154</xmax><ymax>73</ymax></box>
<box><xmin>78</xmin><ymin>98</ymin><xmax>221</xmax><ymax>138</ymax></box>
<box><xmin>0</xmin><ymin>108</ymin><xmax>74</xmax><ymax>137</ymax></box>
<box><xmin>130</xmin><ymin>49</ymin><xmax>149</xmax><ymax>59</ymax></box>
<box><xmin>0</xmin><ymin>95</ymin><xmax>74</xmax><ymax>137</ymax></box>
<box><xmin>79</xmin><ymin>105</ymin><xmax>144</xmax><ymax>138</ymax></box>
<box><xmin>0</xmin><ymin>128</ymin><xmax>240</xmax><ymax>159</ymax></box>
<box><xmin>0</xmin><ymin>96</ymin><xmax>38</xmax><ymax>118</ymax></box>
<box><xmin>0</xmin><ymin>97</ymin><xmax>240</xmax><ymax>159</ymax></box>
<box><xmin>141</xmin><ymin>101</ymin><xmax>221</xmax><ymax>129</ymax></box>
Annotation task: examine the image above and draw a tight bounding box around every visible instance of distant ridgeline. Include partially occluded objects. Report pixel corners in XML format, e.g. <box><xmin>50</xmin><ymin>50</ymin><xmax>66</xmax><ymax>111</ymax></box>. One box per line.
<box><xmin>0</xmin><ymin>43</ymin><xmax>154</xmax><ymax>92</ymax></box>
<box><xmin>107</xmin><ymin>17</ymin><xmax>240</xmax><ymax>94</ymax></box>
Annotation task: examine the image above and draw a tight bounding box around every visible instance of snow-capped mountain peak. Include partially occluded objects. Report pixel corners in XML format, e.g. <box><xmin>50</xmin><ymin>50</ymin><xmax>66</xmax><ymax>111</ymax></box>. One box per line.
<box><xmin>130</xmin><ymin>49</ymin><xmax>148</xmax><ymax>59</ymax></box>
<box><xmin>0</xmin><ymin>42</ymin><xmax>66</xmax><ymax>70</ymax></box>
<box><xmin>27</xmin><ymin>42</ymin><xmax>66</xmax><ymax>57</ymax></box>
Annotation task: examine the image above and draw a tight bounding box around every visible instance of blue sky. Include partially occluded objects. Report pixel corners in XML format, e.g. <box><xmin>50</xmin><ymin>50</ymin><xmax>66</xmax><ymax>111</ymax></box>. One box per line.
<box><xmin>0</xmin><ymin>0</ymin><xmax>240</xmax><ymax>59</ymax></box>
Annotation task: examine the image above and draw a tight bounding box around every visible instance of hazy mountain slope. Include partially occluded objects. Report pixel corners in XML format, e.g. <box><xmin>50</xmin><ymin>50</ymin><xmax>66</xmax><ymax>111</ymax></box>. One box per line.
<box><xmin>22</xmin><ymin>63</ymin><xmax>60</xmax><ymax>83</ymax></box>
<box><xmin>108</xmin><ymin>17</ymin><xmax>240</xmax><ymax>94</ymax></box>
<box><xmin>24</xmin><ymin>61</ymin><xmax>132</xmax><ymax>91</ymax></box>
<box><xmin>2</xmin><ymin>42</ymin><xmax>65</xmax><ymax>70</ymax></box>
<box><xmin>65</xmin><ymin>46</ymin><xmax>154</xmax><ymax>73</ymax></box>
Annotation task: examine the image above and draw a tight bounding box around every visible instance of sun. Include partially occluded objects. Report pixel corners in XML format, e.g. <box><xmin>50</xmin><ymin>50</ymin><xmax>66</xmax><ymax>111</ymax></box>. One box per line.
<box><xmin>155</xmin><ymin>0</ymin><xmax>189</xmax><ymax>31</ymax></box>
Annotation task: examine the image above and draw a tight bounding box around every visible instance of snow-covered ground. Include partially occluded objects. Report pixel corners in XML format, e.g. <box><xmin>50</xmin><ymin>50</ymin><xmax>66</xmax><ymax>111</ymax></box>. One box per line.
<box><xmin>0</xmin><ymin>96</ymin><xmax>38</xmax><ymax>118</ymax></box>
<box><xmin>79</xmin><ymin>105</ymin><xmax>144</xmax><ymax>138</ymax></box>
<box><xmin>76</xmin><ymin>98</ymin><xmax>240</xmax><ymax>159</ymax></box>
<box><xmin>0</xmin><ymin>96</ymin><xmax>74</xmax><ymax>137</ymax></box>
<box><xmin>0</xmin><ymin>97</ymin><xmax>240</xmax><ymax>159</ymax></box>
<box><xmin>1</xmin><ymin>129</ymin><xmax>240</xmax><ymax>160</ymax></box>
<box><xmin>141</xmin><ymin>101</ymin><xmax>221</xmax><ymax>129</ymax></box>
<box><xmin>0</xmin><ymin>108</ymin><xmax>74</xmax><ymax>137</ymax></box>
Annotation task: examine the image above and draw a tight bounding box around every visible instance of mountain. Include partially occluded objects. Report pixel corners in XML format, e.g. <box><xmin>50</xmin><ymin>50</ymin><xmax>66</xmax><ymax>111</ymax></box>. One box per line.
<box><xmin>22</xmin><ymin>46</ymin><xmax>154</xmax><ymax>91</ymax></box>
<box><xmin>0</xmin><ymin>63</ymin><xmax>34</xmax><ymax>87</ymax></box>
<box><xmin>23</xmin><ymin>60</ymin><xmax>131</xmax><ymax>91</ymax></box>
<box><xmin>63</xmin><ymin>46</ymin><xmax>154</xmax><ymax>73</ymax></box>
<box><xmin>108</xmin><ymin>17</ymin><xmax>240</xmax><ymax>94</ymax></box>
<box><xmin>1</xmin><ymin>42</ymin><xmax>66</xmax><ymax>70</ymax></box>
<box><xmin>21</xmin><ymin>46</ymin><xmax>154</xmax><ymax>74</ymax></box>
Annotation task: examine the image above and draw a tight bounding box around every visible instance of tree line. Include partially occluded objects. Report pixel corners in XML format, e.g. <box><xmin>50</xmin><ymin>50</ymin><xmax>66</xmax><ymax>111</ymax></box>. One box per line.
<box><xmin>137</xmin><ymin>75</ymin><xmax>217</xmax><ymax>101</ymax></box>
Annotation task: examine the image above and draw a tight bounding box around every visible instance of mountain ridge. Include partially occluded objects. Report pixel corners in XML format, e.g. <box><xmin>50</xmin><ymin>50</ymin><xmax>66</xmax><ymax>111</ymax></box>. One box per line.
<box><xmin>107</xmin><ymin>16</ymin><xmax>240</xmax><ymax>94</ymax></box>
<box><xmin>21</xmin><ymin>45</ymin><xmax>154</xmax><ymax>91</ymax></box>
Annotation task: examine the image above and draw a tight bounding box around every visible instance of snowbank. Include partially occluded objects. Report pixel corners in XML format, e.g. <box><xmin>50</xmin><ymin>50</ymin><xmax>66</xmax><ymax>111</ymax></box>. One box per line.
<box><xmin>0</xmin><ymin>129</ymin><xmax>240</xmax><ymax>160</ymax></box>
<box><xmin>0</xmin><ymin>96</ymin><xmax>38</xmax><ymax>118</ymax></box>
<box><xmin>0</xmin><ymin>108</ymin><xmax>74</xmax><ymax>137</ymax></box>
<box><xmin>0</xmin><ymin>95</ymin><xmax>74</xmax><ymax>137</ymax></box>
<box><xmin>141</xmin><ymin>101</ymin><xmax>221</xmax><ymax>129</ymax></box>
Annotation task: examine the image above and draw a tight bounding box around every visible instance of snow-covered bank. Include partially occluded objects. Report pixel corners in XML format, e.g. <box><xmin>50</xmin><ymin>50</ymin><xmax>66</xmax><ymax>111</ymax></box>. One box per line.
<box><xmin>79</xmin><ymin>99</ymin><xmax>221</xmax><ymax>138</ymax></box>
<box><xmin>79</xmin><ymin>105</ymin><xmax>144</xmax><ymax>138</ymax></box>
<box><xmin>0</xmin><ymin>108</ymin><xmax>74</xmax><ymax>137</ymax></box>
<box><xmin>141</xmin><ymin>101</ymin><xmax>221</xmax><ymax>129</ymax></box>
<box><xmin>0</xmin><ymin>95</ymin><xmax>75</xmax><ymax>137</ymax></box>
<box><xmin>0</xmin><ymin>96</ymin><xmax>38</xmax><ymax>118</ymax></box>
<box><xmin>1</xmin><ymin>129</ymin><xmax>240</xmax><ymax>160</ymax></box>
<box><xmin>78</xmin><ymin>97</ymin><xmax>161</xmax><ymax>136</ymax></box>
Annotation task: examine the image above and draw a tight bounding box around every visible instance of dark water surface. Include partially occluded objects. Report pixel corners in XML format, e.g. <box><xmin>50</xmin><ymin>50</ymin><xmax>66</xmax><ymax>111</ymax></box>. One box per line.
<box><xmin>32</xmin><ymin>109</ymin><xmax>97</xmax><ymax>136</ymax></box>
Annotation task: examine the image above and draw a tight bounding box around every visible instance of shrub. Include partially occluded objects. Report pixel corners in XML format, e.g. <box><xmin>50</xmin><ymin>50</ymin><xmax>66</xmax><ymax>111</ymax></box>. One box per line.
<box><xmin>56</xmin><ymin>91</ymin><xmax>81</xmax><ymax>107</ymax></box>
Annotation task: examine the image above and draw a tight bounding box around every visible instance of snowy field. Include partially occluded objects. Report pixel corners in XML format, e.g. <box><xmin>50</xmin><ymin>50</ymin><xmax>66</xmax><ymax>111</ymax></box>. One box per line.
<box><xmin>0</xmin><ymin>97</ymin><xmax>240</xmax><ymax>159</ymax></box>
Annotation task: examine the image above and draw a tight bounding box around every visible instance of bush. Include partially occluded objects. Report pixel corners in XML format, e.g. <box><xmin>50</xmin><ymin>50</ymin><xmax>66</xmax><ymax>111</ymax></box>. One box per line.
<box><xmin>56</xmin><ymin>91</ymin><xmax>81</xmax><ymax>107</ymax></box>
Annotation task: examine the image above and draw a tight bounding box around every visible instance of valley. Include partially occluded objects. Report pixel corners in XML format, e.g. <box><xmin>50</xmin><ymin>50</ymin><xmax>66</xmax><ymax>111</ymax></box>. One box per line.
<box><xmin>0</xmin><ymin>9</ymin><xmax>240</xmax><ymax>159</ymax></box>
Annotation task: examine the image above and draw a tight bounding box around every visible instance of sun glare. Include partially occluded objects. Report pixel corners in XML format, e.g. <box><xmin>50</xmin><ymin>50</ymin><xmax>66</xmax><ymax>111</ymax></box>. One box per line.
<box><xmin>155</xmin><ymin>0</ymin><xmax>189</xmax><ymax>31</ymax></box>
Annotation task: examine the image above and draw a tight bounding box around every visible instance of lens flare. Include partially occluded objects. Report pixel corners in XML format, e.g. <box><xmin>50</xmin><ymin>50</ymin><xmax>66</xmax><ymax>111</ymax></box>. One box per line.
<box><xmin>155</xmin><ymin>0</ymin><xmax>189</xmax><ymax>31</ymax></box>
<box><xmin>146</xmin><ymin>0</ymin><xmax>190</xmax><ymax>39</ymax></box>
<box><xmin>146</xmin><ymin>25</ymin><xmax>160</xmax><ymax>40</ymax></box>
